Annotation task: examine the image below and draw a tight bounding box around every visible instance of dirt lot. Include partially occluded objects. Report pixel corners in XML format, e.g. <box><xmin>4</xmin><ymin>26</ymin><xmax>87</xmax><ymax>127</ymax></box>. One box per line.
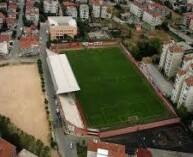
<box><xmin>0</xmin><ymin>64</ymin><xmax>49</xmax><ymax>144</ymax></box>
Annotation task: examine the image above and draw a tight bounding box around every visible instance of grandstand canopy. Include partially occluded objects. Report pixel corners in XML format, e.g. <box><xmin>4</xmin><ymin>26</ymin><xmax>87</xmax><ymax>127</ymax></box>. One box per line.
<box><xmin>47</xmin><ymin>53</ymin><xmax>80</xmax><ymax>94</ymax></box>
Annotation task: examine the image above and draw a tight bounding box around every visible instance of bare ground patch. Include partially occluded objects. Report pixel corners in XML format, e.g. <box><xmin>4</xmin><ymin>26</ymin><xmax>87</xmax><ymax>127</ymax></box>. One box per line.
<box><xmin>0</xmin><ymin>64</ymin><xmax>49</xmax><ymax>145</ymax></box>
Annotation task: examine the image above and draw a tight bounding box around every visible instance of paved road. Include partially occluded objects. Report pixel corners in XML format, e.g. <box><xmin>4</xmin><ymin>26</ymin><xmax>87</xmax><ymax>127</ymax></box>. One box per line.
<box><xmin>39</xmin><ymin>23</ymin><xmax>77</xmax><ymax>157</ymax></box>
<box><xmin>9</xmin><ymin>0</ymin><xmax>24</xmax><ymax>59</ymax></box>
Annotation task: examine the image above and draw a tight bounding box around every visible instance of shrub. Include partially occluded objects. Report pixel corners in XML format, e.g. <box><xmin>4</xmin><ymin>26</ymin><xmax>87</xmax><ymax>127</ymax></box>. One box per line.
<box><xmin>44</xmin><ymin>99</ymin><xmax>48</xmax><ymax>104</ymax></box>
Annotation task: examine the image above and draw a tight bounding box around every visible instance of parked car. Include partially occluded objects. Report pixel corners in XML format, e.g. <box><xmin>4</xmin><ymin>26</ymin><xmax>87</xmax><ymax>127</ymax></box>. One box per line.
<box><xmin>69</xmin><ymin>142</ymin><xmax>73</xmax><ymax>149</ymax></box>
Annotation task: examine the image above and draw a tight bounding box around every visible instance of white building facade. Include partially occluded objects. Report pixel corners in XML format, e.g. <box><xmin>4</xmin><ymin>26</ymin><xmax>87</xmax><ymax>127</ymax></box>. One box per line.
<box><xmin>171</xmin><ymin>70</ymin><xmax>187</xmax><ymax>103</ymax></box>
<box><xmin>66</xmin><ymin>6</ymin><xmax>77</xmax><ymax>19</ymax></box>
<box><xmin>92</xmin><ymin>3</ymin><xmax>100</xmax><ymax>18</ymax></box>
<box><xmin>178</xmin><ymin>76</ymin><xmax>193</xmax><ymax>112</ymax></box>
<box><xmin>163</xmin><ymin>45</ymin><xmax>184</xmax><ymax>78</ymax></box>
<box><xmin>43</xmin><ymin>0</ymin><xmax>59</xmax><ymax>14</ymax></box>
<box><xmin>101</xmin><ymin>5</ymin><xmax>111</xmax><ymax>19</ymax></box>
<box><xmin>79</xmin><ymin>4</ymin><xmax>89</xmax><ymax>20</ymax></box>
<box><xmin>159</xmin><ymin>41</ymin><xmax>175</xmax><ymax>69</ymax></box>
<box><xmin>142</xmin><ymin>9</ymin><xmax>163</xmax><ymax>27</ymax></box>
<box><xmin>130</xmin><ymin>1</ymin><xmax>145</xmax><ymax>18</ymax></box>
<box><xmin>0</xmin><ymin>41</ymin><xmax>8</xmax><ymax>55</ymax></box>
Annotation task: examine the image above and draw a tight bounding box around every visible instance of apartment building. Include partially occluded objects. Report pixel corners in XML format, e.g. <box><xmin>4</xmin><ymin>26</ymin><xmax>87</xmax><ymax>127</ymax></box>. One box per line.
<box><xmin>0</xmin><ymin>13</ymin><xmax>5</xmax><ymax>28</ymax></box>
<box><xmin>148</xmin><ymin>2</ymin><xmax>170</xmax><ymax>16</ymax></box>
<box><xmin>178</xmin><ymin>76</ymin><xmax>193</xmax><ymax>111</ymax></box>
<box><xmin>25</xmin><ymin>8</ymin><xmax>39</xmax><ymax>25</ymax></box>
<box><xmin>142</xmin><ymin>9</ymin><xmax>163</xmax><ymax>27</ymax></box>
<box><xmin>101</xmin><ymin>4</ymin><xmax>111</xmax><ymax>19</ymax></box>
<box><xmin>187</xmin><ymin>0</ymin><xmax>193</xmax><ymax>4</ymax></box>
<box><xmin>25</xmin><ymin>0</ymin><xmax>39</xmax><ymax>25</ymax></box>
<box><xmin>66</xmin><ymin>6</ymin><xmax>77</xmax><ymax>19</ymax></box>
<box><xmin>76</xmin><ymin>0</ymin><xmax>87</xmax><ymax>3</ymax></box>
<box><xmin>0</xmin><ymin>2</ymin><xmax>7</xmax><ymax>10</ymax></box>
<box><xmin>171</xmin><ymin>53</ymin><xmax>193</xmax><ymax>108</ymax></box>
<box><xmin>186</xmin><ymin>3</ymin><xmax>193</xmax><ymax>12</ymax></box>
<box><xmin>89</xmin><ymin>0</ymin><xmax>111</xmax><ymax>19</ymax></box>
<box><xmin>48</xmin><ymin>16</ymin><xmax>77</xmax><ymax>40</ymax></box>
<box><xmin>43</xmin><ymin>0</ymin><xmax>59</xmax><ymax>14</ymax></box>
<box><xmin>79</xmin><ymin>4</ymin><xmax>89</xmax><ymax>20</ymax></box>
<box><xmin>0</xmin><ymin>138</ymin><xmax>17</xmax><ymax>157</ymax></box>
<box><xmin>164</xmin><ymin>45</ymin><xmax>184</xmax><ymax>78</ymax></box>
<box><xmin>159</xmin><ymin>40</ymin><xmax>175</xmax><ymax>69</ymax></box>
<box><xmin>87</xmin><ymin>140</ymin><xmax>126</xmax><ymax>157</ymax></box>
<box><xmin>171</xmin><ymin>69</ymin><xmax>187</xmax><ymax>103</ymax></box>
<box><xmin>92</xmin><ymin>0</ymin><xmax>101</xmax><ymax>18</ymax></box>
<box><xmin>8</xmin><ymin>4</ymin><xmax>16</xmax><ymax>13</ymax></box>
<box><xmin>6</xmin><ymin>17</ymin><xmax>15</xmax><ymax>30</ymax></box>
<box><xmin>19</xmin><ymin>35</ymin><xmax>39</xmax><ymax>55</ymax></box>
<box><xmin>130</xmin><ymin>1</ymin><xmax>146</xmax><ymax>18</ymax></box>
<box><xmin>181</xmin><ymin>12</ymin><xmax>193</xmax><ymax>30</ymax></box>
<box><xmin>8</xmin><ymin>12</ymin><xmax>16</xmax><ymax>19</ymax></box>
<box><xmin>0</xmin><ymin>41</ymin><xmax>8</xmax><ymax>55</ymax></box>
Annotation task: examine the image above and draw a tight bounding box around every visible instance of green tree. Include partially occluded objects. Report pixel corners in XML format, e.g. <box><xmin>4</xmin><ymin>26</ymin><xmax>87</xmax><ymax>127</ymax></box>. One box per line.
<box><xmin>127</xmin><ymin>30</ymin><xmax>132</xmax><ymax>39</ymax></box>
<box><xmin>0</xmin><ymin>8</ymin><xmax>7</xmax><ymax>16</ymax></box>
<box><xmin>149</xmin><ymin>38</ymin><xmax>162</xmax><ymax>53</ymax></box>
<box><xmin>164</xmin><ymin>0</ymin><xmax>173</xmax><ymax>9</ymax></box>
<box><xmin>178</xmin><ymin>105</ymin><xmax>189</xmax><ymax>120</ymax></box>
<box><xmin>44</xmin><ymin>99</ymin><xmax>48</xmax><ymax>104</ymax></box>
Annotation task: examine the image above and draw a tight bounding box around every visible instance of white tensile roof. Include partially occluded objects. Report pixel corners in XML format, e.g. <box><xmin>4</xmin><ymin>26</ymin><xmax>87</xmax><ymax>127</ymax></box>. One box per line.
<box><xmin>47</xmin><ymin>53</ymin><xmax>80</xmax><ymax>94</ymax></box>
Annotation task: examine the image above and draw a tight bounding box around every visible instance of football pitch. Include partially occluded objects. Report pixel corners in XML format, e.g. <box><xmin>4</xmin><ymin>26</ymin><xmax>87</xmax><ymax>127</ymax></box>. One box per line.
<box><xmin>65</xmin><ymin>47</ymin><xmax>171</xmax><ymax>130</ymax></box>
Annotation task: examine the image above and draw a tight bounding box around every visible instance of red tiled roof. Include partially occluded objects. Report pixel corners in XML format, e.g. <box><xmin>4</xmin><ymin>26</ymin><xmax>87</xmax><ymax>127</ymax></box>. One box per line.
<box><xmin>184</xmin><ymin>12</ymin><xmax>193</xmax><ymax>19</ymax></box>
<box><xmin>62</xmin><ymin>1</ymin><xmax>77</xmax><ymax>7</ymax></box>
<box><xmin>19</xmin><ymin>35</ymin><xmax>39</xmax><ymax>49</ymax></box>
<box><xmin>87</xmin><ymin>140</ymin><xmax>126</xmax><ymax>157</ymax></box>
<box><xmin>137</xmin><ymin>148</ymin><xmax>152</xmax><ymax>157</ymax></box>
<box><xmin>132</xmin><ymin>0</ymin><xmax>147</xmax><ymax>9</ymax></box>
<box><xmin>177</xmin><ymin>69</ymin><xmax>186</xmax><ymax>76</ymax></box>
<box><xmin>144</xmin><ymin>8</ymin><xmax>162</xmax><ymax>17</ymax></box>
<box><xmin>0</xmin><ymin>138</ymin><xmax>16</xmax><ymax>157</ymax></box>
<box><xmin>8</xmin><ymin>12</ymin><xmax>16</xmax><ymax>18</ymax></box>
<box><xmin>8</xmin><ymin>4</ymin><xmax>17</xmax><ymax>9</ymax></box>
<box><xmin>6</xmin><ymin>17</ymin><xmax>15</xmax><ymax>25</ymax></box>
<box><xmin>89</xmin><ymin>0</ymin><xmax>110</xmax><ymax>6</ymax></box>
<box><xmin>0</xmin><ymin>12</ymin><xmax>5</xmax><ymax>19</ymax></box>
<box><xmin>90</xmin><ymin>0</ymin><xmax>101</xmax><ymax>5</ymax></box>
<box><xmin>186</xmin><ymin>3</ymin><xmax>193</xmax><ymax>8</ymax></box>
<box><xmin>148</xmin><ymin>2</ymin><xmax>169</xmax><ymax>10</ymax></box>
<box><xmin>169</xmin><ymin>45</ymin><xmax>184</xmax><ymax>53</ymax></box>
<box><xmin>163</xmin><ymin>40</ymin><xmax>174</xmax><ymax>45</ymax></box>
<box><xmin>0</xmin><ymin>34</ymin><xmax>10</xmax><ymax>42</ymax></box>
<box><xmin>185</xmin><ymin>76</ymin><xmax>193</xmax><ymax>86</ymax></box>
<box><xmin>0</xmin><ymin>2</ymin><xmax>7</xmax><ymax>7</ymax></box>
<box><xmin>24</xmin><ymin>27</ymin><xmax>32</xmax><ymax>35</ymax></box>
<box><xmin>183</xmin><ymin>55</ymin><xmax>193</xmax><ymax>61</ymax></box>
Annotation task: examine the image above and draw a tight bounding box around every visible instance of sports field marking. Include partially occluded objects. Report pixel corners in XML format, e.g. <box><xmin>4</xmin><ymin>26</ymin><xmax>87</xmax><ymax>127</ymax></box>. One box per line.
<box><xmin>66</xmin><ymin>47</ymin><xmax>170</xmax><ymax>129</ymax></box>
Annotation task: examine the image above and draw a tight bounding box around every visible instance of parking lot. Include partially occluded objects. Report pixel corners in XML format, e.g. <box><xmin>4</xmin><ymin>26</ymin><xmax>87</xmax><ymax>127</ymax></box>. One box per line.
<box><xmin>103</xmin><ymin>124</ymin><xmax>193</xmax><ymax>154</ymax></box>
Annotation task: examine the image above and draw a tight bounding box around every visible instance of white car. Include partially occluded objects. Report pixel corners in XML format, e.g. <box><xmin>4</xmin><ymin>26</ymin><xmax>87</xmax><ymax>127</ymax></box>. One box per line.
<box><xmin>69</xmin><ymin>142</ymin><xmax>73</xmax><ymax>149</ymax></box>
<box><xmin>56</xmin><ymin>108</ymin><xmax>59</xmax><ymax>114</ymax></box>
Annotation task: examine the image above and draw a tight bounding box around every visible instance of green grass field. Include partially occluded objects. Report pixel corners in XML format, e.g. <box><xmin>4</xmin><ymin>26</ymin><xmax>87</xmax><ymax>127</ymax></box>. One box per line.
<box><xmin>65</xmin><ymin>47</ymin><xmax>171</xmax><ymax>130</ymax></box>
